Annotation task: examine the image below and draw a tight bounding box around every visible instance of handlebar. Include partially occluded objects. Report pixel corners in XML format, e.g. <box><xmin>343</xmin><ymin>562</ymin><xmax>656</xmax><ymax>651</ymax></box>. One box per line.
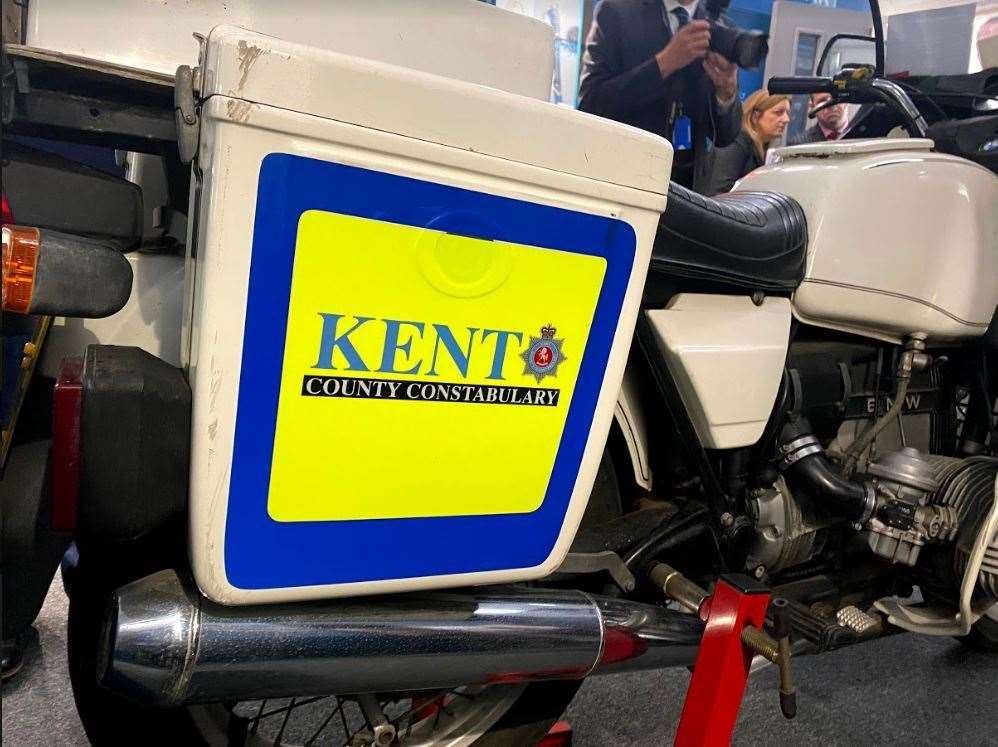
<box><xmin>767</xmin><ymin>77</ymin><xmax>835</xmax><ymax>96</ymax></box>
<box><xmin>766</xmin><ymin>73</ymin><xmax>928</xmax><ymax>138</ymax></box>
<box><xmin>868</xmin><ymin>79</ymin><xmax>928</xmax><ymax>137</ymax></box>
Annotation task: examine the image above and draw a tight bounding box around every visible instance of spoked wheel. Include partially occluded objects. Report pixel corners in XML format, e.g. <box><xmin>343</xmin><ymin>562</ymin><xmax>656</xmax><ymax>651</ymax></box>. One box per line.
<box><xmin>189</xmin><ymin>686</ymin><xmax>537</xmax><ymax>746</ymax></box>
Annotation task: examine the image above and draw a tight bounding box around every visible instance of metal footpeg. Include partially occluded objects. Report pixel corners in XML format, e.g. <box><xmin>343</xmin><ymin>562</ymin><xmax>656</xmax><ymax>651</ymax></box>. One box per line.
<box><xmin>769</xmin><ymin>598</ymin><xmax>857</xmax><ymax>652</ymax></box>
<box><xmin>836</xmin><ymin>605</ymin><xmax>880</xmax><ymax>636</ymax></box>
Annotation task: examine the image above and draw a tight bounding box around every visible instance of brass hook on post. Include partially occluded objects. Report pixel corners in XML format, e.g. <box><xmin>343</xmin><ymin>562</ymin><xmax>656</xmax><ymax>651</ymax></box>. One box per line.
<box><xmin>649</xmin><ymin>563</ymin><xmax>798</xmax><ymax>722</ymax></box>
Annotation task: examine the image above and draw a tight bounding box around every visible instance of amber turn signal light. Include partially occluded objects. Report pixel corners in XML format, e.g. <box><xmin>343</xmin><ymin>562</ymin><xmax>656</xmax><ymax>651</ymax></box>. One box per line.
<box><xmin>1</xmin><ymin>225</ymin><xmax>132</xmax><ymax>318</ymax></box>
<box><xmin>1</xmin><ymin>225</ymin><xmax>40</xmax><ymax>314</ymax></box>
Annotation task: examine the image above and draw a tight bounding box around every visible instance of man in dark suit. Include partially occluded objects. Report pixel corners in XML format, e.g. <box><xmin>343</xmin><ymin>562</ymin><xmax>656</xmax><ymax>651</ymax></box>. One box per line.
<box><xmin>578</xmin><ymin>0</ymin><xmax>742</xmax><ymax>192</ymax></box>
<box><xmin>791</xmin><ymin>92</ymin><xmax>850</xmax><ymax>145</ymax></box>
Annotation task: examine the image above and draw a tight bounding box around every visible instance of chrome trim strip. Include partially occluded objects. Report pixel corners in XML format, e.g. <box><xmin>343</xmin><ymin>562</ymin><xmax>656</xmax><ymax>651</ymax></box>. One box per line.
<box><xmin>802</xmin><ymin>279</ymin><xmax>990</xmax><ymax>328</ymax></box>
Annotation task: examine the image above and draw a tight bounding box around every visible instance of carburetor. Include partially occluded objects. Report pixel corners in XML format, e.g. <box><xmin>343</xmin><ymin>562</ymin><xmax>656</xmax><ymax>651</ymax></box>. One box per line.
<box><xmin>862</xmin><ymin>447</ymin><xmax>959</xmax><ymax>565</ymax></box>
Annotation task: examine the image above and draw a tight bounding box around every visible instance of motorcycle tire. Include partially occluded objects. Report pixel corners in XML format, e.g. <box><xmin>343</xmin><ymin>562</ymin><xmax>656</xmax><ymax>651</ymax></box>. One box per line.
<box><xmin>67</xmin><ymin>558</ymin><xmax>214</xmax><ymax>746</ymax></box>
<box><xmin>68</xmin><ymin>451</ymin><xmax>624</xmax><ymax>746</ymax></box>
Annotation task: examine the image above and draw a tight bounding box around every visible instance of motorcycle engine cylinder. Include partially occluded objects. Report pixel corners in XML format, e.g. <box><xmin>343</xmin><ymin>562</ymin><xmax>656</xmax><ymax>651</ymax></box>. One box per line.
<box><xmin>929</xmin><ymin>457</ymin><xmax>998</xmax><ymax>603</ymax></box>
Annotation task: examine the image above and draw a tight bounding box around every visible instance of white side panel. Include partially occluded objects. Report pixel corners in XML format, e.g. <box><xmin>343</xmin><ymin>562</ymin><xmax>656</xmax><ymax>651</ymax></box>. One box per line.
<box><xmin>740</xmin><ymin>144</ymin><xmax>998</xmax><ymax>343</ymax></box>
<box><xmin>614</xmin><ymin>365</ymin><xmax>652</xmax><ymax>491</ymax></box>
<box><xmin>187</xmin><ymin>99</ymin><xmax>667</xmax><ymax>605</ymax></box>
<box><xmin>647</xmin><ymin>296</ymin><xmax>791</xmax><ymax>450</ymax></box>
<box><xmin>25</xmin><ymin>0</ymin><xmax>555</xmax><ymax>100</ymax></box>
<box><xmin>39</xmin><ymin>252</ymin><xmax>184</xmax><ymax>378</ymax></box>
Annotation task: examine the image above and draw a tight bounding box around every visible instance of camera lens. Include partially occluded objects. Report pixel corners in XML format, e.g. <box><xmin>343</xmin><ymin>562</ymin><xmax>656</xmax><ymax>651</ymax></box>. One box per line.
<box><xmin>709</xmin><ymin>23</ymin><xmax>769</xmax><ymax>69</ymax></box>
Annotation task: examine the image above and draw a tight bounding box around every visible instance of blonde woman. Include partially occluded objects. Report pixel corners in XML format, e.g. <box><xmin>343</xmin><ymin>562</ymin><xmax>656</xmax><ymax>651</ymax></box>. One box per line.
<box><xmin>705</xmin><ymin>89</ymin><xmax>791</xmax><ymax>196</ymax></box>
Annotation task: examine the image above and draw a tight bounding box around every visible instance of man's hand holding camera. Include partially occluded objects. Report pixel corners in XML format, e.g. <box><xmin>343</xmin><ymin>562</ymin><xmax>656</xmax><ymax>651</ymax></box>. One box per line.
<box><xmin>655</xmin><ymin>20</ymin><xmax>710</xmax><ymax>77</ymax></box>
<box><xmin>655</xmin><ymin>21</ymin><xmax>739</xmax><ymax>103</ymax></box>
<box><xmin>704</xmin><ymin>52</ymin><xmax>737</xmax><ymax>102</ymax></box>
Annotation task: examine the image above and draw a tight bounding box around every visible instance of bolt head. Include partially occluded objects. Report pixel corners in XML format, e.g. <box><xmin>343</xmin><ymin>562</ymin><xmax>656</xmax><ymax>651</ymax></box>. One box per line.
<box><xmin>373</xmin><ymin>724</ymin><xmax>396</xmax><ymax>747</ymax></box>
<box><xmin>754</xmin><ymin>565</ymin><xmax>766</xmax><ymax>579</ymax></box>
<box><xmin>721</xmin><ymin>512</ymin><xmax>735</xmax><ymax>527</ymax></box>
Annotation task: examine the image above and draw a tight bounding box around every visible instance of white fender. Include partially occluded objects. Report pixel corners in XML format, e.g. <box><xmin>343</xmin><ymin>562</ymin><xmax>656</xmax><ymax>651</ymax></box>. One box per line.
<box><xmin>613</xmin><ymin>364</ymin><xmax>652</xmax><ymax>491</ymax></box>
<box><xmin>39</xmin><ymin>251</ymin><xmax>185</xmax><ymax>378</ymax></box>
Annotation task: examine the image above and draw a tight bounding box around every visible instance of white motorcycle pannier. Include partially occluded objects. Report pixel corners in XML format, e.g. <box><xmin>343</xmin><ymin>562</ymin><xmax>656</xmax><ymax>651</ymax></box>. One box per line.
<box><xmin>183</xmin><ymin>25</ymin><xmax>671</xmax><ymax>604</ymax></box>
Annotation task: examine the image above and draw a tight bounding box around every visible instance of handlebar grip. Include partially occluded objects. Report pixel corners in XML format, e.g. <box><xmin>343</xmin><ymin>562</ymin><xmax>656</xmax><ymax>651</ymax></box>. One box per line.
<box><xmin>767</xmin><ymin>76</ymin><xmax>835</xmax><ymax>95</ymax></box>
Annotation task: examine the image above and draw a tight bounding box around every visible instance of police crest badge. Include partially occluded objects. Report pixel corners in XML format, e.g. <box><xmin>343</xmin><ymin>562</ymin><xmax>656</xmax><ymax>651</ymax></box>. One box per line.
<box><xmin>521</xmin><ymin>324</ymin><xmax>566</xmax><ymax>382</ymax></box>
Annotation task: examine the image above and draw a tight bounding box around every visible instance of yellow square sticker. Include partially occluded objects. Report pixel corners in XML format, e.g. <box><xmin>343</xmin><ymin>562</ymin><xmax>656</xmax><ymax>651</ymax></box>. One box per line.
<box><xmin>266</xmin><ymin>210</ymin><xmax>606</xmax><ymax>522</ymax></box>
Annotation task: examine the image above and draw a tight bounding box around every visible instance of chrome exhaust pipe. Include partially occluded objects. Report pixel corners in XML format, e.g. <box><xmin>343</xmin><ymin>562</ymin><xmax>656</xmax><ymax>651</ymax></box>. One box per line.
<box><xmin>99</xmin><ymin>570</ymin><xmax>702</xmax><ymax>706</ymax></box>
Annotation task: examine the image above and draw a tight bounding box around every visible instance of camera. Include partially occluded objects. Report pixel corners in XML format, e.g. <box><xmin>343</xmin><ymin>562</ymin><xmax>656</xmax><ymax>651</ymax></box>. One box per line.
<box><xmin>705</xmin><ymin>0</ymin><xmax>769</xmax><ymax>69</ymax></box>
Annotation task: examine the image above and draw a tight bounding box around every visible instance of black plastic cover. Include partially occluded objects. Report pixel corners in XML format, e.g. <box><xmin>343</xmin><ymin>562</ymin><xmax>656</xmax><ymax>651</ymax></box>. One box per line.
<box><xmin>31</xmin><ymin>229</ymin><xmax>133</xmax><ymax>318</ymax></box>
<box><xmin>927</xmin><ymin>115</ymin><xmax>998</xmax><ymax>176</ymax></box>
<box><xmin>80</xmin><ymin>345</ymin><xmax>190</xmax><ymax>543</ymax></box>
<box><xmin>2</xmin><ymin>141</ymin><xmax>143</xmax><ymax>248</ymax></box>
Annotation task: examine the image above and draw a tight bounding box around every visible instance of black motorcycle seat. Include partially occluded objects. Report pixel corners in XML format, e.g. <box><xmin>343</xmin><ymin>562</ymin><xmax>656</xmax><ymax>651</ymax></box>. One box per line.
<box><xmin>647</xmin><ymin>182</ymin><xmax>808</xmax><ymax>297</ymax></box>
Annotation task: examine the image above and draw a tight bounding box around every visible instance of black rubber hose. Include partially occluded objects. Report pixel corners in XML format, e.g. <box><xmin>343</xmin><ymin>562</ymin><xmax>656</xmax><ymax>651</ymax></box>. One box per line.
<box><xmin>623</xmin><ymin>507</ymin><xmax>710</xmax><ymax>572</ymax></box>
<box><xmin>779</xmin><ymin>418</ymin><xmax>871</xmax><ymax>522</ymax></box>
<box><xmin>782</xmin><ymin>452</ymin><xmax>870</xmax><ymax>522</ymax></box>
<box><xmin>870</xmin><ymin>0</ymin><xmax>886</xmax><ymax>76</ymax></box>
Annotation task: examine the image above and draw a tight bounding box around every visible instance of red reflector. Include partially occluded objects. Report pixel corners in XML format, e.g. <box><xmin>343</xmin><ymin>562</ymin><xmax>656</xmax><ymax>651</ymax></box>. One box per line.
<box><xmin>537</xmin><ymin>720</ymin><xmax>573</xmax><ymax>747</ymax></box>
<box><xmin>52</xmin><ymin>357</ymin><xmax>84</xmax><ymax>532</ymax></box>
<box><xmin>1</xmin><ymin>194</ymin><xmax>12</xmax><ymax>225</ymax></box>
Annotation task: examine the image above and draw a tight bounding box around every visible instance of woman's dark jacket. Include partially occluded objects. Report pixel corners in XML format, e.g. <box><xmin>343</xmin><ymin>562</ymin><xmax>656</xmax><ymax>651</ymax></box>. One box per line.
<box><xmin>704</xmin><ymin>129</ymin><xmax>763</xmax><ymax>196</ymax></box>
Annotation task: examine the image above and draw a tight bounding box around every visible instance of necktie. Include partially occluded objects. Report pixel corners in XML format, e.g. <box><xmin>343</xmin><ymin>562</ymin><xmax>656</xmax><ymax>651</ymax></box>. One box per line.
<box><xmin>672</xmin><ymin>6</ymin><xmax>690</xmax><ymax>30</ymax></box>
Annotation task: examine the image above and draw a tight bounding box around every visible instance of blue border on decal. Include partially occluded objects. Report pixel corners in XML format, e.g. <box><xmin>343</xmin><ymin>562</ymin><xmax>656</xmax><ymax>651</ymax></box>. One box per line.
<box><xmin>224</xmin><ymin>154</ymin><xmax>636</xmax><ymax>589</ymax></box>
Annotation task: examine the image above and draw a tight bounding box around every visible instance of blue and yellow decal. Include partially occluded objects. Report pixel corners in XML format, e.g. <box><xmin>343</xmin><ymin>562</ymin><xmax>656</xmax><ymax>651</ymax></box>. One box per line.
<box><xmin>225</xmin><ymin>154</ymin><xmax>636</xmax><ymax>589</ymax></box>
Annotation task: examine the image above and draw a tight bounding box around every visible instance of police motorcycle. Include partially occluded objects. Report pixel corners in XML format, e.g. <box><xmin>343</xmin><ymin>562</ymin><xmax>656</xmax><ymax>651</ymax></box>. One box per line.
<box><xmin>2</xmin><ymin>0</ymin><xmax>998</xmax><ymax>743</ymax></box>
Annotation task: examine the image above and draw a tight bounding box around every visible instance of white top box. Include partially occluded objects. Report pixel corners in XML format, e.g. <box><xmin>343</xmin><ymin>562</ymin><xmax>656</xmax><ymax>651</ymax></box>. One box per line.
<box><xmin>199</xmin><ymin>25</ymin><xmax>672</xmax><ymax>197</ymax></box>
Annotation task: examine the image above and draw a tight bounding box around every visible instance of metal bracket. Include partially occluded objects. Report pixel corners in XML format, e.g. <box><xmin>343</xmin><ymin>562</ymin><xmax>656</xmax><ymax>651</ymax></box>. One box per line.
<box><xmin>174</xmin><ymin>65</ymin><xmax>200</xmax><ymax>165</ymax></box>
<box><xmin>556</xmin><ymin>551</ymin><xmax>636</xmax><ymax>593</ymax></box>
<box><xmin>355</xmin><ymin>693</ymin><xmax>396</xmax><ymax>747</ymax></box>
